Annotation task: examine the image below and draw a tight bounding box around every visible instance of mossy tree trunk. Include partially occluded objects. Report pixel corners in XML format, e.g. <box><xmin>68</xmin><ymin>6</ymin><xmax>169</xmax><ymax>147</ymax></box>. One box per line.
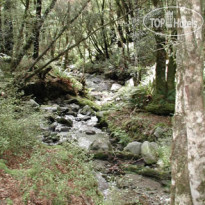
<box><xmin>33</xmin><ymin>0</ymin><xmax>42</xmax><ymax>59</ymax></box>
<box><xmin>3</xmin><ymin>0</ymin><xmax>14</xmax><ymax>56</ymax></box>
<box><xmin>155</xmin><ymin>35</ymin><xmax>167</xmax><ymax>96</ymax></box>
<box><xmin>171</xmin><ymin>0</ymin><xmax>205</xmax><ymax>204</ymax></box>
<box><xmin>167</xmin><ymin>45</ymin><xmax>176</xmax><ymax>95</ymax></box>
<box><xmin>0</xmin><ymin>2</ymin><xmax>3</xmax><ymax>53</ymax></box>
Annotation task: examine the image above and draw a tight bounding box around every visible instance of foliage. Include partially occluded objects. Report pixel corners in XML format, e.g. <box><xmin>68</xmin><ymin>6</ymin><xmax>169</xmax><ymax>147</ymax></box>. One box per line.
<box><xmin>128</xmin><ymin>83</ymin><xmax>153</xmax><ymax>109</ymax></box>
<box><xmin>21</xmin><ymin>145</ymin><xmax>102</xmax><ymax>204</ymax></box>
<box><xmin>0</xmin><ymin>97</ymin><xmax>42</xmax><ymax>155</ymax></box>
<box><xmin>52</xmin><ymin>66</ymin><xmax>83</xmax><ymax>91</ymax></box>
<box><xmin>157</xmin><ymin>145</ymin><xmax>171</xmax><ymax>171</ymax></box>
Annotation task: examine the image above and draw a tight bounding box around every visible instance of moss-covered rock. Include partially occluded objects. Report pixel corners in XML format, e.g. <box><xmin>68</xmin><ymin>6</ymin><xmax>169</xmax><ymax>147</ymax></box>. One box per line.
<box><xmin>71</xmin><ymin>96</ymin><xmax>101</xmax><ymax>111</ymax></box>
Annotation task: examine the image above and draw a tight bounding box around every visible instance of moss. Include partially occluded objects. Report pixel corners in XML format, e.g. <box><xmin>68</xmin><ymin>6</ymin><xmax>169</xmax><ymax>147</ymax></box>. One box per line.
<box><xmin>122</xmin><ymin>164</ymin><xmax>171</xmax><ymax>181</ymax></box>
<box><xmin>145</xmin><ymin>102</ymin><xmax>175</xmax><ymax>115</ymax></box>
<box><xmin>72</xmin><ymin>96</ymin><xmax>101</xmax><ymax>111</ymax></box>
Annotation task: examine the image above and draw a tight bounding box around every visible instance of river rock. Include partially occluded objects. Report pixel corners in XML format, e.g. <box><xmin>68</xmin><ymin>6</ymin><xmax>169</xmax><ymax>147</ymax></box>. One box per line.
<box><xmin>141</xmin><ymin>141</ymin><xmax>159</xmax><ymax>164</ymax></box>
<box><xmin>80</xmin><ymin>105</ymin><xmax>94</xmax><ymax>116</ymax></box>
<box><xmin>76</xmin><ymin>114</ymin><xmax>91</xmax><ymax>121</ymax></box>
<box><xmin>57</xmin><ymin>106</ymin><xmax>69</xmax><ymax>114</ymax></box>
<box><xmin>41</xmin><ymin>105</ymin><xmax>59</xmax><ymax>113</ymax></box>
<box><xmin>85</xmin><ymin>130</ymin><xmax>96</xmax><ymax>135</ymax></box>
<box><xmin>55</xmin><ymin>124</ymin><xmax>71</xmax><ymax>132</ymax></box>
<box><xmin>68</xmin><ymin>103</ymin><xmax>80</xmax><ymax>112</ymax></box>
<box><xmin>49</xmin><ymin>122</ymin><xmax>58</xmax><ymax>131</ymax></box>
<box><xmin>95</xmin><ymin>172</ymin><xmax>109</xmax><ymax>192</ymax></box>
<box><xmin>111</xmin><ymin>83</ymin><xmax>122</xmax><ymax>92</ymax></box>
<box><xmin>123</xmin><ymin>141</ymin><xmax>142</xmax><ymax>156</ymax></box>
<box><xmin>56</xmin><ymin>117</ymin><xmax>73</xmax><ymax>127</ymax></box>
<box><xmin>89</xmin><ymin>139</ymin><xmax>112</xmax><ymax>152</ymax></box>
<box><xmin>154</xmin><ymin>127</ymin><xmax>165</xmax><ymax>138</ymax></box>
<box><xmin>29</xmin><ymin>99</ymin><xmax>39</xmax><ymax>108</ymax></box>
<box><xmin>125</xmin><ymin>78</ymin><xmax>135</xmax><ymax>87</ymax></box>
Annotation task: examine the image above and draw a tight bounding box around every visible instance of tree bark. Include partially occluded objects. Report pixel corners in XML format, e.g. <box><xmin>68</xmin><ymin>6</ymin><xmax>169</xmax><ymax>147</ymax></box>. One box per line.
<box><xmin>3</xmin><ymin>0</ymin><xmax>14</xmax><ymax>56</ymax></box>
<box><xmin>171</xmin><ymin>1</ymin><xmax>205</xmax><ymax>204</ymax></box>
<box><xmin>33</xmin><ymin>0</ymin><xmax>42</xmax><ymax>59</ymax></box>
<box><xmin>10</xmin><ymin>0</ymin><xmax>57</xmax><ymax>71</ymax></box>
<box><xmin>155</xmin><ymin>35</ymin><xmax>167</xmax><ymax>96</ymax></box>
<box><xmin>0</xmin><ymin>2</ymin><xmax>3</xmax><ymax>53</ymax></box>
<box><xmin>167</xmin><ymin>45</ymin><xmax>176</xmax><ymax>94</ymax></box>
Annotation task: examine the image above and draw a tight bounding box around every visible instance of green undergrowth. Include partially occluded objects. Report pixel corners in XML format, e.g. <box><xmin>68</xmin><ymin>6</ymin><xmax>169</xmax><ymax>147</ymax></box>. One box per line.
<box><xmin>0</xmin><ymin>97</ymin><xmax>42</xmax><ymax>155</ymax></box>
<box><xmin>21</xmin><ymin>145</ymin><xmax>102</xmax><ymax>204</ymax></box>
<box><xmin>0</xmin><ymin>96</ymin><xmax>102</xmax><ymax>204</ymax></box>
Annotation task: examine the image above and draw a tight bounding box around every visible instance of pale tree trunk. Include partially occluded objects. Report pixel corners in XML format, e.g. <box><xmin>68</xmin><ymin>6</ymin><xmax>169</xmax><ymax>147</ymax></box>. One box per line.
<box><xmin>171</xmin><ymin>0</ymin><xmax>205</xmax><ymax>204</ymax></box>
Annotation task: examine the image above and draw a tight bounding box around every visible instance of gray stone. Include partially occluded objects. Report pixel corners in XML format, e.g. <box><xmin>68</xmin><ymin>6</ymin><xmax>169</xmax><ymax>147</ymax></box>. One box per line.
<box><xmin>56</xmin><ymin>117</ymin><xmax>73</xmax><ymax>127</ymax></box>
<box><xmin>49</xmin><ymin>122</ymin><xmax>58</xmax><ymax>131</ymax></box>
<box><xmin>68</xmin><ymin>103</ymin><xmax>80</xmax><ymax>112</ymax></box>
<box><xmin>125</xmin><ymin>78</ymin><xmax>135</xmax><ymax>87</ymax></box>
<box><xmin>89</xmin><ymin>139</ymin><xmax>112</xmax><ymax>152</ymax></box>
<box><xmin>124</xmin><ymin>141</ymin><xmax>142</xmax><ymax>156</ymax></box>
<box><xmin>141</xmin><ymin>141</ymin><xmax>159</xmax><ymax>164</ymax></box>
<box><xmin>55</xmin><ymin>124</ymin><xmax>70</xmax><ymax>132</ymax></box>
<box><xmin>80</xmin><ymin>105</ymin><xmax>94</xmax><ymax>116</ymax></box>
<box><xmin>76</xmin><ymin>114</ymin><xmax>91</xmax><ymax>121</ymax></box>
<box><xmin>29</xmin><ymin>99</ymin><xmax>39</xmax><ymax>108</ymax></box>
<box><xmin>154</xmin><ymin>127</ymin><xmax>165</xmax><ymax>138</ymax></box>
<box><xmin>57</xmin><ymin>106</ymin><xmax>69</xmax><ymax>113</ymax></box>
<box><xmin>111</xmin><ymin>83</ymin><xmax>122</xmax><ymax>92</ymax></box>
<box><xmin>41</xmin><ymin>105</ymin><xmax>59</xmax><ymax>112</ymax></box>
<box><xmin>95</xmin><ymin>172</ymin><xmax>109</xmax><ymax>192</ymax></box>
<box><xmin>85</xmin><ymin>130</ymin><xmax>96</xmax><ymax>135</ymax></box>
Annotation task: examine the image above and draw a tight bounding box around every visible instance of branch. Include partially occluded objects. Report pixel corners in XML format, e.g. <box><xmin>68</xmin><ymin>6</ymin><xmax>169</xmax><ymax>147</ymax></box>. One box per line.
<box><xmin>23</xmin><ymin>5</ymin><xmax>139</xmax><ymax>82</ymax></box>
<box><xmin>27</xmin><ymin>0</ymin><xmax>90</xmax><ymax>72</ymax></box>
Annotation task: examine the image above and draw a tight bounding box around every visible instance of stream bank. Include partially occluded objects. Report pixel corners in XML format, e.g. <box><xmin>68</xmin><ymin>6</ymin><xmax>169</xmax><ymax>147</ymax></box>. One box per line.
<box><xmin>33</xmin><ymin>73</ymin><xmax>171</xmax><ymax>205</ymax></box>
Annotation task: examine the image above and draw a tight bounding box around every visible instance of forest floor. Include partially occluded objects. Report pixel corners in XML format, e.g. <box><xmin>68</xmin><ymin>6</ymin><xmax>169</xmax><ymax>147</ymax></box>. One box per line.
<box><xmin>0</xmin><ymin>72</ymin><xmax>172</xmax><ymax>205</ymax></box>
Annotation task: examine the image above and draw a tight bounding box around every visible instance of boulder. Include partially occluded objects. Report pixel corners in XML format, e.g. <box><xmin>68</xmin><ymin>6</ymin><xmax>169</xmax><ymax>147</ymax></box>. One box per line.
<box><xmin>123</xmin><ymin>141</ymin><xmax>142</xmax><ymax>157</ymax></box>
<box><xmin>95</xmin><ymin>172</ymin><xmax>109</xmax><ymax>192</ymax></box>
<box><xmin>49</xmin><ymin>122</ymin><xmax>58</xmax><ymax>131</ymax></box>
<box><xmin>141</xmin><ymin>141</ymin><xmax>158</xmax><ymax>164</ymax></box>
<box><xmin>68</xmin><ymin>103</ymin><xmax>80</xmax><ymax>112</ymax></box>
<box><xmin>111</xmin><ymin>83</ymin><xmax>122</xmax><ymax>92</ymax></box>
<box><xmin>55</xmin><ymin>125</ymin><xmax>70</xmax><ymax>132</ymax></box>
<box><xmin>85</xmin><ymin>130</ymin><xmax>96</xmax><ymax>135</ymax></box>
<box><xmin>56</xmin><ymin>117</ymin><xmax>73</xmax><ymax>127</ymax></box>
<box><xmin>80</xmin><ymin>105</ymin><xmax>94</xmax><ymax>116</ymax></box>
<box><xmin>125</xmin><ymin>78</ymin><xmax>135</xmax><ymax>87</ymax></box>
<box><xmin>29</xmin><ymin>99</ymin><xmax>39</xmax><ymax>108</ymax></box>
<box><xmin>154</xmin><ymin>127</ymin><xmax>165</xmax><ymax>138</ymax></box>
<box><xmin>89</xmin><ymin>139</ymin><xmax>112</xmax><ymax>152</ymax></box>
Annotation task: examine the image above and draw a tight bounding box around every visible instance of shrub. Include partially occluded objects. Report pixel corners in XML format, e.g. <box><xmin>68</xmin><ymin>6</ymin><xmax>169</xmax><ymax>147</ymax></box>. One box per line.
<box><xmin>0</xmin><ymin>97</ymin><xmax>42</xmax><ymax>155</ymax></box>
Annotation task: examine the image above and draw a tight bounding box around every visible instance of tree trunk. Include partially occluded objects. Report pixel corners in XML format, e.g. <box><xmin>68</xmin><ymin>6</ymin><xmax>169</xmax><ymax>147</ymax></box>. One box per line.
<box><xmin>167</xmin><ymin>46</ymin><xmax>176</xmax><ymax>94</ymax></box>
<box><xmin>171</xmin><ymin>1</ymin><xmax>205</xmax><ymax>204</ymax></box>
<box><xmin>155</xmin><ymin>35</ymin><xmax>167</xmax><ymax>96</ymax></box>
<box><xmin>3</xmin><ymin>0</ymin><xmax>14</xmax><ymax>56</ymax></box>
<box><xmin>33</xmin><ymin>0</ymin><xmax>42</xmax><ymax>59</ymax></box>
<box><xmin>0</xmin><ymin>2</ymin><xmax>3</xmax><ymax>53</ymax></box>
<box><xmin>63</xmin><ymin>35</ymin><xmax>69</xmax><ymax>70</ymax></box>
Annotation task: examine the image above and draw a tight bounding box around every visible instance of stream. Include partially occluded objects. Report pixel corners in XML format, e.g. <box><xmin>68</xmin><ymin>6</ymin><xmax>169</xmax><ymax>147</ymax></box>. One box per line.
<box><xmin>37</xmin><ymin>73</ymin><xmax>170</xmax><ymax>205</ymax></box>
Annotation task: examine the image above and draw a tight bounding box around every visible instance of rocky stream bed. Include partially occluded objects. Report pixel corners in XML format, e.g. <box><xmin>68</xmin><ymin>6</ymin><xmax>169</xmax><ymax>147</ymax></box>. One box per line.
<box><xmin>33</xmin><ymin>74</ymin><xmax>170</xmax><ymax>205</ymax></box>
